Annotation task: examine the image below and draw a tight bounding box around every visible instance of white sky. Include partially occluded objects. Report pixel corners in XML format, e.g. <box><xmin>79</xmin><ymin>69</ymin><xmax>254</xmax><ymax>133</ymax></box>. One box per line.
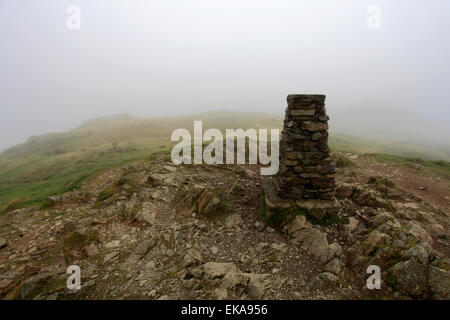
<box><xmin>0</xmin><ymin>0</ymin><xmax>449</xmax><ymax>151</ymax></box>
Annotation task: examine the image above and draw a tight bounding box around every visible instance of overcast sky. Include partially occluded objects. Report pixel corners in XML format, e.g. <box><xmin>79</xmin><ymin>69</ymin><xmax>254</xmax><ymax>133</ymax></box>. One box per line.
<box><xmin>0</xmin><ymin>0</ymin><xmax>449</xmax><ymax>151</ymax></box>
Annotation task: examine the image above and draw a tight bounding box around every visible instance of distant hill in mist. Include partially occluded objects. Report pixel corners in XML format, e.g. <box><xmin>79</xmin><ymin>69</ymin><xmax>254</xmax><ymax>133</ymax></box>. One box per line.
<box><xmin>2</xmin><ymin>111</ymin><xmax>449</xmax><ymax>161</ymax></box>
<box><xmin>1</xmin><ymin>110</ymin><xmax>449</xmax><ymax>211</ymax></box>
<box><xmin>329</xmin><ymin>107</ymin><xmax>450</xmax><ymax>157</ymax></box>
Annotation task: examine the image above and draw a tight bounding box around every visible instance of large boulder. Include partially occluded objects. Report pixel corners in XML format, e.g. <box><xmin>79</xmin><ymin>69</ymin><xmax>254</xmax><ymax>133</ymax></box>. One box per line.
<box><xmin>292</xmin><ymin>228</ymin><xmax>330</xmax><ymax>263</ymax></box>
<box><xmin>202</xmin><ymin>262</ymin><xmax>238</xmax><ymax>280</ymax></box>
<box><xmin>182</xmin><ymin>248</ymin><xmax>203</xmax><ymax>268</ymax></box>
<box><xmin>284</xmin><ymin>216</ymin><xmax>343</xmax><ymax>266</ymax></box>
<box><xmin>283</xmin><ymin>215</ymin><xmax>311</xmax><ymax>234</ymax></box>
<box><xmin>173</xmin><ymin>182</ymin><xmax>223</xmax><ymax>217</ymax></box>
<box><xmin>389</xmin><ymin>259</ymin><xmax>429</xmax><ymax>298</ymax></box>
<box><xmin>128</xmin><ymin>239</ymin><xmax>157</xmax><ymax>262</ymax></box>
<box><xmin>0</xmin><ymin>238</ymin><xmax>7</xmax><ymax>250</ymax></box>
<box><xmin>44</xmin><ymin>196</ymin><xmax>61</xmax><ymax>208</ymax></box>
<box><xmin>351</xmin><ymin>187</ymin><xmax>390</xmax><ymax>209</ymax></box>
<box><xmin>20</xmin><ymin>273</ymin><xmax>54</xmax><ymax>299</ymax></box>
<box><xmin>427</xmin><ymin>266</ymin><xmax>450</xmax><ymax>300</ymax></box>
<box><xmin>137</xmin><ymin>202</ymin><xmax>157</xmax><ymax>224</ymax></box>
<box><xmin>335</xmin><ymin>183</ymin><xmax>354</xmax><ymax>199</ymax></box>
<box><xmin>295</xmin><ymin>198</ymin><xmax>341</xmax><ymax>220</ymax></box>
<box><xmin>190</xmin><ymin>262</ymin><xmax>272</xmax><ymax>299</ymax></box>
<box><xmin>348</xmin><ymin>230</ymin><xmax>392</xmax><ymax>272</ymax></box>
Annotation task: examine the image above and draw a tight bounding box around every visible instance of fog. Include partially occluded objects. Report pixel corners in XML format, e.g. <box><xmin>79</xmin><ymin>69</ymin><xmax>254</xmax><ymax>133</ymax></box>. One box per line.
<box><xmin>0</xmin><ymin>0</ymin><xmax>449</xmax><ymax>152</ymax></box>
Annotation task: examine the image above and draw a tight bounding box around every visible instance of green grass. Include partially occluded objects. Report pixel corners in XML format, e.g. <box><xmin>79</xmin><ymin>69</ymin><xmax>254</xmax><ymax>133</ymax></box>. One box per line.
<box><xmin>329</xmin><ymin>134</ymin><xmax>450</xmax><ymax>161</ymax></box>
<box><xmin>363</xmin><ymin>153</ymin><xmax>450</xmax><ymax>178</ymax></box>
<box><xmin>335</xmin><ymin>154</ymin><xmax>353</xmax><ymax>168</ymax></box>
<box><xmin>0</xmin><ymin>139</ymin><xmax>171</xmax><ymax>212</ymax></box>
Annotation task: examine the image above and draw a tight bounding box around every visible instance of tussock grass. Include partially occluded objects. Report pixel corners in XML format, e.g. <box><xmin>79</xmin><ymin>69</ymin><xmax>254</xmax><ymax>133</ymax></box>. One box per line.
<box><xmin>364</xmin><ymin>153</ymin><xmax>450</xmax><ymax>178</ymax></box>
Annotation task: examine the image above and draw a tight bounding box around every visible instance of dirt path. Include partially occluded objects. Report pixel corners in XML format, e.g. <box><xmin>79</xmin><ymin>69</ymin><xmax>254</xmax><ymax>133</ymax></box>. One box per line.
<box><xmin>351</xmin><ymin>156</ymin><xmax>450</xmax><ymax>213</ymax></box>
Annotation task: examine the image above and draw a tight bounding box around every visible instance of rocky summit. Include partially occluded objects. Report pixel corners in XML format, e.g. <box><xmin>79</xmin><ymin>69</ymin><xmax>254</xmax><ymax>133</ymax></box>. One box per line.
<box><xmin>0</xmin><ymin>150</ymin><xmax>448</xmax><ymax>300</ymax></box>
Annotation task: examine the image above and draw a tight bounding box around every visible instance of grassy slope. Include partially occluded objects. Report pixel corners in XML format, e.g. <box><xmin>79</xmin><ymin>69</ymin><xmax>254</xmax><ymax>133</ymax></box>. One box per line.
<box><xmin>328</xmin><ymin>134</ymin><xmax>450</xmax><ymax>161</ymax></box>
<box><xmin>0</xmin><ymin>111</ymin><xmax>448</xmax><ymax>211</ymax></box>
<box><xmin>360</xmin><ymin>153</ymin><xmax>450</xmax><ymax>179</ymax></box>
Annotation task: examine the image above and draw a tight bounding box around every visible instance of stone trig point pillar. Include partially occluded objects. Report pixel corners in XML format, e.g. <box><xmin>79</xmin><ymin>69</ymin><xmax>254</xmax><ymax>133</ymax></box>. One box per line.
<box><xmin>262</xmin><ymin>94</ymin><xmax>340</xmax><ymax>221</ymax></box>
<box><xmin>275</xmin><ymin>94</ymin><xmax>335</xmax><ymax>199</ymax></box>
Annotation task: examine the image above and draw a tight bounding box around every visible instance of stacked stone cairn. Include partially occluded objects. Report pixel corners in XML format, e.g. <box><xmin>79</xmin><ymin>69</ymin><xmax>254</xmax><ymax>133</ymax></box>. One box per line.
<box><xmin>274</xmin><ymin>94</ymin><xmax>335</xmax><ymax>200</ymax></box>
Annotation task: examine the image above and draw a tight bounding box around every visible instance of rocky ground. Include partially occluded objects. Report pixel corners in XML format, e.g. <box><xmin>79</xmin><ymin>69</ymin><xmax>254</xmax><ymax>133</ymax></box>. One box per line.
<box><xmin>0</xmin><ymin>152</ymin><xmax>448</xmax><ymax>300</ymax></box>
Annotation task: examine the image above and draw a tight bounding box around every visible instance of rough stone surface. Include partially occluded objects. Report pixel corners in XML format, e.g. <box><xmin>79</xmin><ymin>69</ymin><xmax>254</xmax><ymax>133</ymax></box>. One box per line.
<box><xmin>182</xmin><ymin>248</ymin><xmax>203</xmax><ymax>268</ymax></box>
<box><xmin>202</xmin><ymin>262</ymin><xmax>238</xmax><ymax>279</ymax></box>
<box><xmin>390</xmin><ymin>259</ymin><xmax>429</xmax><ymax>298</ymax></box>
<box><xmin>225</xmin><ymin>214</ymin><xmax>243</xmax><ymax>229</ymax></box>
<box><xmin>427</xmin><ymin>266</ymin><xmax>450</xmax><ymax>300</ymax></box>
<box><xmin>295</xmin><ymin>198</ymin><xmax>340</xmax><ymax>220</ymax></box>
<box><xmin>138</xmin><ymin>202</ymin><xmax>157</xmax><ymax>224</ymax></box>
<box><xmin>0</xmin><ymin>238</ymin><xmax>7</xmax><ymax>250</ymax></box>
<box><xmin>274</xmin><ymin>94</ymin><xmax>335</xmax><ymax>201</ymax></box>
<box><xmin>85</xmin><ymin>243</ymin><xmax>99</xmax><ymax>257</ymax></box>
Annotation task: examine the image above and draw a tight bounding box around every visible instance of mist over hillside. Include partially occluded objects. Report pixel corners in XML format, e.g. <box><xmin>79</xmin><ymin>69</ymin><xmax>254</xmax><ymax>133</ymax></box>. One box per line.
<box><xmin>1</xmin><ymin>103</ymin><xmax>448</xmax><ymax>157</ymax></box>
<box><xmin>1</xmin><ymin>111</ymin><xmax>449</xmax><ymax>161</ymax></box>
<box><xmin>329</xmin><ymin>107</ymin><xmax>450</xmax><ymax>154</ymax></box>
<box><xmin>1</xmin><ymin>1</ymin><xmax>450</xmax><ymax>155</ymax></box>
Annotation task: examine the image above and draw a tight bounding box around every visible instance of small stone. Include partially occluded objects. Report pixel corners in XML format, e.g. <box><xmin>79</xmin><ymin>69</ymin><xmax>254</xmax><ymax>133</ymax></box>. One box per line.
<box><xmin>0</xmin><ymin>278</ymin><xmax>13</xmax><ymax>289</ymax></box>
<box><xmin>428</xmin><ymin>266</ymin><xmax>450</xmax><ymax>300</ymax></box>
<box><xmin>163</xmin><ymin>165</ymin><xmax>177</xmax><ymax>172</ymax></box>
<box><xmin>182</xmin><ymin>248</ymin><xmax>203</xmax><ymax>268</ymax></box>
<box><xmin>325</xmin><ymin>257</ymin><xmax>343</xmax><ymax>275</ymax></box>
<box><xmin>225</xmin><ymin>214</ymin><xmax>243</xmax><ymax>229</ymax></box>
<box><xmin>213</xmin><ymin>287</ymin><xmax>228</xmax><ymax>300</ymax></box>
<box><xmin>293</xmin><ymin>291</ymin><xmax>302</xmax><ymax>299</ymax></box>
<box><xmin>211</xmin><ymin>246</ymin><xmax>219</xmax><ymax>254</ymax></box>
<box><xmin>301</xmin><ymin>121</ymin><xmax>328</xmax><ymax>132</ymax></box>
<box><xmin>202</xmin><ymin>262</ymin><xmax>238</xmax><ymax>279</ymax></box>
<box><xmin>311</xmin><ymin>132</ymin><xmax>322</xmax><ymax>140</ymax></box>
<box><xmin>335</xmin><ymin>183</ymin><xmax>354</xmax><ymax>199</ymax></box>
<box><xmin>255</xmin><ymin>221</ymin><xmax>265</xmax><ymax>231</ymax></box>
<box><xmin>344</xmin><ymin>217</ymin><xmax>359</xmax><ymax>233</ymax></box>
<box><xmin>138</xmin><ymin>202</ymin><xmax>157</xmax><ymax>224</ymax></box>
<box><xmin>271</xmin><ymin>243</ymin><xmax>288</xmax><ymax>253</ymax></box>
<box><xmin>0</xmin><ymin>238</ymin><xmax>7</xmax><ymax>250</ymax></box>
<box><xmin>402</xmin><ymin>246</ymin><xmax>429</xmax><ymax>264</ymax></box>
<box><xmin>44</xmin><ymin>196</ymin><xmax>61</xmax><ymax>208</ymax></box>
<box><xmin>62</xmin><ymin>221</ymin><xmax>77</xmax><ymax>234</ymax></box>
<box><xmin>86</xmin><ymin>243</ymin><xmax>99</xmax><ymax>257</ymax></box>
<box><xmin>103</xmin><ymin>251</ymin><xmax>119</xmax><ymax>264</ymax></box>
<box><xmin>392</xmin><ymin>239</ymin><xmax>405</xmax><ymax>248</ymax></box>
<box><xmin>105</xmin><ymin>240</ymin><xmax>120</xmax><ymax>249</ymax></box>
<box><xmin>290</xmin><ymin>109</ymin><xmax>315</xmax><ymax>116</ymax></box>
